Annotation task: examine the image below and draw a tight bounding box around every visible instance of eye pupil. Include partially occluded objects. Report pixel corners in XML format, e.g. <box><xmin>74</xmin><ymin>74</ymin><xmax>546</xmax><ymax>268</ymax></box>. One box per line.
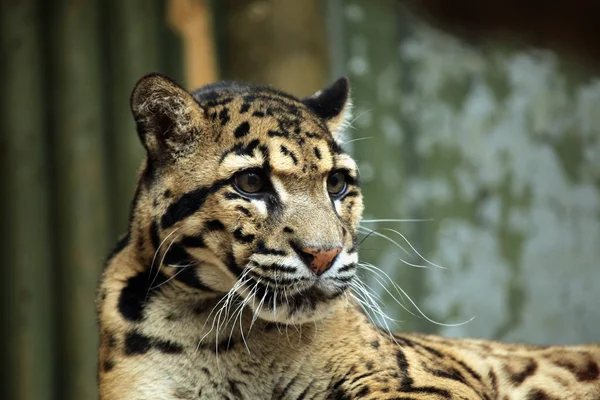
<box><xmin>235</xmin><ymin>170</ymin><xmax>265</xmax><ymax>194</ymax></box>
<box><xmin>327</xmin><ymin>171</ymin><xmax>347</xmax><ymax>196</ymax></box>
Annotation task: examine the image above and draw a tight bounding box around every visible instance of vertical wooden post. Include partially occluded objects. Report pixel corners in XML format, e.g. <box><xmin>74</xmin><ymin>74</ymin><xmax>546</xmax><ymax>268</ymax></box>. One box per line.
<box><xmin>0</xmin><ymin>1</ymin><xmax>55</xmax><ymax>399</ymax></box>
<box><xmin>220</xmin><ymin>0</ymin><xmax>328</xmax><ymax>96</ymax></box>
<box><xmin>168</xmin><ymin>0</ymin><xmax>218</xmax><ymax>88</ymax></box>
<box><xmin>46</xmin><ymin>0</ymin><xmax>110</xmax><ymax>398</ymax></box>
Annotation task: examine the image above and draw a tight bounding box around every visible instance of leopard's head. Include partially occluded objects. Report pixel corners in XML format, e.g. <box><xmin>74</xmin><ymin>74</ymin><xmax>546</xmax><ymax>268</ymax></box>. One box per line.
<box><xmin>129</xmin><ymin>74</ymin><xmax>362</xmax><ymax>324</ymax></box>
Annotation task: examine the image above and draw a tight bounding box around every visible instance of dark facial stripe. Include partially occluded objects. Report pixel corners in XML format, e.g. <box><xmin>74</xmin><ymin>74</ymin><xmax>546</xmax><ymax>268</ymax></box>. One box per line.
<box><xmin>337</xmin><ymin>263</ymin><xmax>356</xmax><ymax>274</ymax></box>
<box><xmin>161</xmin><ymin>180</ymin><xmax>228</xmax><ymax>229</ymax></box>
<box><xmin>255</xmin><ymin>240</ymin><xmax>287</xmax><ymax>256</ymax></box>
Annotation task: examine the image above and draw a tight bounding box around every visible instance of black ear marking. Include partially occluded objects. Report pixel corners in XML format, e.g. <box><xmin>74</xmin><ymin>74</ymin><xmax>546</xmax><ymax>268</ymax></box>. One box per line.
<box><xmin>130</xmin><ymin>73</ymin><xmax>205</xmax><ymax>160</ymax></box>
<box><xmin>301</xmin><ymin>77</ymin><xmax>352</xmax><ymax>139</ymax></box>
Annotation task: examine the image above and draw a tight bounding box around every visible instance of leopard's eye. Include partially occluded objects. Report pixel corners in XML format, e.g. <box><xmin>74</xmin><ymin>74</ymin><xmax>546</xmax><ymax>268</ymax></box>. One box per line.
<box><xmin>234</xmin><ymin>170</ymin><xmax>266</xmax><ymax>194</ymax></box>
<box><xmin>327</xmin><ymin>171</ymin><xmax>347</xmax><ymax>196</ymax></box>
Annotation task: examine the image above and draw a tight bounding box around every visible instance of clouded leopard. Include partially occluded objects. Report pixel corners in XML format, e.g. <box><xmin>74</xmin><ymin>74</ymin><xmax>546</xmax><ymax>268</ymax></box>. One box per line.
<box><xmin>97</xmin><ymin>73</ymin><xmax>600</xmax><ymax>399</ymax></box>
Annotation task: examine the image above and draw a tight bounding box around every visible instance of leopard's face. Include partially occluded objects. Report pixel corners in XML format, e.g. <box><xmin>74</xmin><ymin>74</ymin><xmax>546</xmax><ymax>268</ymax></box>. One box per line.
<box><xmin>131</xmin><ymin>74</ymin><xmax>362</xmax><ymax>324</ymax></box>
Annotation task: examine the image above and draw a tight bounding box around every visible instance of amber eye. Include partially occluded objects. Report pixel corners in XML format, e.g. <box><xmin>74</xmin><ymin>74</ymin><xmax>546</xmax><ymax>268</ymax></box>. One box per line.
<box><xmin>327</xmin><ymin>171</ymin><xmax>347</xmax><ymax>196</ymax></box>
<box><xmin>234</xmin><ymin>170</ymin><xmax>266</xmax><ymax>194</ymax></box>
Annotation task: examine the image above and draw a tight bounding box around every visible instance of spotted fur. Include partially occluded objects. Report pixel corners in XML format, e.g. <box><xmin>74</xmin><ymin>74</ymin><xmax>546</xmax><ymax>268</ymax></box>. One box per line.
<box><xmin>97</xmin><ymin>73</ymin><xmax>600</xmax><ymax>399</ymax></box>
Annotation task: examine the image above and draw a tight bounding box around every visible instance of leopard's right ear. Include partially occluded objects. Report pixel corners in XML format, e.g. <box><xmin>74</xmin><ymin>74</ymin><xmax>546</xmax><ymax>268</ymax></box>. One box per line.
<box><xmin>131</xmin><ymin>73</ymin><xmax>205</xmax><ymax>159</ymax></box>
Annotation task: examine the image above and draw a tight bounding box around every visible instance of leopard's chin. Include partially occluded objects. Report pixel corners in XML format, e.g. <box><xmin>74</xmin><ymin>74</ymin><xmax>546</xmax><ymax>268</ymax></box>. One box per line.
<box><xmin>239</xmin><ymin>282</ymin><xmax>348</xmax><ymax>325</ymax></box>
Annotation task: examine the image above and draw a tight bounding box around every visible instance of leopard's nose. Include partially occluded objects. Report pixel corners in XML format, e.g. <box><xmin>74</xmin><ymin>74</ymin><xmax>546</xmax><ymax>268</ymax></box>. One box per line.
<box><xmin>298</xmin><ymin>246</ymin><xmax>342</xmax><ymax>275</ymax></box>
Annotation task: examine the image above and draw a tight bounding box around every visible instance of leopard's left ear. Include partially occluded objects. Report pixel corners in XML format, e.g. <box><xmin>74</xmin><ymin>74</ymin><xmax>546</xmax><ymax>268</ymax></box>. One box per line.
<box><xmin>301</xmin><ymin>77</ymin><xmax>352</xmax><ymax>140</ymax></box>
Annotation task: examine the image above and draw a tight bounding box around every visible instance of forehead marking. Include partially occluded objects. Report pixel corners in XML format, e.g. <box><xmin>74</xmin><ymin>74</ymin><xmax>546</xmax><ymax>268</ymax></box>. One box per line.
<box><xmin>234</xmin><ymin>121</ymin><xmax>250</xmax><ymax>138</ymax></box>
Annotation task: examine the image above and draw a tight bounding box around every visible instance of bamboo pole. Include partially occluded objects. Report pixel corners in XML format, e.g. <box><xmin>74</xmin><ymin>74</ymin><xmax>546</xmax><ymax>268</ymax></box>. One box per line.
<box><xmin>46</xmin><ymin>0</ymin><xmax>110</xmax><ymax>398</ymax></box>
<box><xmin>0</xmin><ymin>1</ymin><xmax>55</xmax><ymax>399</ymax></box>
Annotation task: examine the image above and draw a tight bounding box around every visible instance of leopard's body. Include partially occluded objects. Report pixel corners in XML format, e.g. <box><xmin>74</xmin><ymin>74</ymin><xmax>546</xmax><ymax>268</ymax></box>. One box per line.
<box><xmin>97</xmin><ymin>73</ymin><xmax>600</xmax><ymax>399</ymax></box>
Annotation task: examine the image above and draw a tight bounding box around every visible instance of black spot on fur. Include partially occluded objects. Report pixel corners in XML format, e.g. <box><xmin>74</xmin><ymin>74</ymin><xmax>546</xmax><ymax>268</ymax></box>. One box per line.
<box><xmin>103</xmin><ymin>359</ymin><xmax>115</xmax><ymax>372</ymax></box>
<box><xmin>526</xmin><ymin>389</ymin><xmax>552</xmax><ymax>400</ymax></box>
<box><xmin>234</xmin><ymin>121</ymin><xmax>250</xmax><ymax>138</ymax></box>
<box><xmin>163</xmin><ymin>243</ymin><xmax>191</xmax><ymax>266</ymax></box>
<box><xmin>313</xmin><ymin>147</ymin><xmax>322</xmax><ymax>159</ymax></box>
<box><xmin>236</xmin><ymin>206</ymin><xmax>251</xmax><ymax>216</ymax></box>
<box><xmin>106</xmin><ymin>332</ymin><xmax>117</xmax><ymax>349</ymax></box>
<box><xmin>305</xmin><ymin>132</ymin><xmax>320</xmax><ymax>139</ymax></box>
<box><xmin>163</xmin><ymin>189</ymin><xmax>172</xmax><ymax>198</ymax></box>
<box><xmin>327</xmin><ymin>139</ymin><xmax>343</xmax><ymax>155</ymax></box>
<box><xmin>370</xmin><ymin>340</ymin><xmax>380</xmax><ymax>349</ymax></box>
<box><xmin>118</xmin><ymin>269</ymin><xmax>168</xmax><ymax>321</ymax></box>
<box><xmin>220</xmin><ymin>139</ymin><xmax>262</xmax><ymax>163</ymax></box>
<box><xmin>124</xmin><ymin>331</ymin><xmax>151</xmax><ymax>355</ymax></box>
<box><xmin>510</xmin><ymin>360</ymin><xmax>538</xmax><ymax>385</ymax></box>
<box><xmin>268</xmin><ymin>130</ymin><xmax>288</xmax><ymax>138</ymax></box>
<box><xmin>279</xmin><ymin>145</ymin><xmax>298</xmax><ymax>165</ymax></box>
<box><xmin>228</xmin><ymin>380</ymin><xmax>243</xmax><ymax>398</ymax></box>
<box><xmin>154</xmin><ymin>339</ymin><xmax>184</xmax><ymax>354</ymax></box>
<box><xmin>556</xmin><ymin>359</ymin><xmax>599</xmax><ymax>382</ymax></box>
<box><xmin>225</xmin><ymin>251</ymin><xmax>244</xmax><ymax>277</ymax></box>
<box><xmin>429</xmin><ymin>367</ymin><xmax>468</xmax><ymax>385</ymax></box>
<box><xmin>328</xmin><ymin>377</ymin><xmax>351</xmax><ymax>400</ymax></box>
<box><xmin>396</xmin><ymin>349</ymin><xmax>451</xmax><ymax>398</ymax></box>
<box><xmin>283</xmin><ymin>226</ymin><xmax>294</xmax><ymax>233</ymax></box>
<box><xmin>233</xmin><ymin>228</ymin><xmax>255</xmax><ymax>244</ymax></box>
<box><xmin>218</xmin><ymin>108</ymin><xmax>230</xmax><ymax>126</ymax></box>
<box><xmin>240</xmin><ymin>103</ymin><xmax>250</xmax><ymax>113</ymax></box>
<box><xmin>224</xmin><ymin>192</ymin><xmax>244</xmax><ymax>201</ymax></box>
<box><xmin>252</xmin><ymin>111</ymin><xmax>265</xmax><ymax>117</ymax></box>
<box><xmin>149</xmin><ymin>220</ymin><xmax>160</xmax><ymax>251</ymax></box>
<box><xmin>205</xmin><ymin>219</ymin><xmax>225</xmax><ymax>231</ymax></box>
<box><xmin>355</xmin><ymin>386</ymin><xmax>370</xmax><ymax>397</ymax></box>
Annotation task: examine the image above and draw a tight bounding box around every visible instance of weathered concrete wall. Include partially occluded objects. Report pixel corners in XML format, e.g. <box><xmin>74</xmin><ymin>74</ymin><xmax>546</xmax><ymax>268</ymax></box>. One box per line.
<box><xmin>339</xmin><ymin>0</ymin><xmax>600</xmax><ymax>345</ymax></box>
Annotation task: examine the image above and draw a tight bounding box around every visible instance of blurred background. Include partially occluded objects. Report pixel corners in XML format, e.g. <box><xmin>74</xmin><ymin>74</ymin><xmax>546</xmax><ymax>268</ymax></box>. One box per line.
<box><xmin>1</xmin><ymin>0</ymin><xmax>599</xmax><ymax>398</ymax></box>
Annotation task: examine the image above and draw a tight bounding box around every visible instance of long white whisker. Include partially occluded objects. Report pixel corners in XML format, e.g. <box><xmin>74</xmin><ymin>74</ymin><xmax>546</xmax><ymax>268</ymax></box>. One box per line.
<box><xmin>361</xmin><ymin>218</ymin><xmax>433</xmax><ymax>223</ymax></box>
<box><xmin>340</xmin><ymin>136</ymin><xmax>374</xmax><ymax>145</ymax></box>
<box><xmin>359</xmin><ymin>261</ymin><xmax>473</xmax><ymax>327</ymax></box>
<box><xmin>383</xmin><ymin>228</ymin><xmax>446</xmax><ymax>269</ymax></box>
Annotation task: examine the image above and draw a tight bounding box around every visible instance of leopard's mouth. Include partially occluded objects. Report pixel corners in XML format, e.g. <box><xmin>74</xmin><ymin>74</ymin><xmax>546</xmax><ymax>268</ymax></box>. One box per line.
<box><xmin>233</xmin><ymin>257</ymin><xmax>357</xmax><ymax>323</ymax></box>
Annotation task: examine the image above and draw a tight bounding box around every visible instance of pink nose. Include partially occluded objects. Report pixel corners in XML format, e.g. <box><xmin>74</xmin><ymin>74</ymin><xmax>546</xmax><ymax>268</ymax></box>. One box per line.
<box><xmin>301</xmin><ymin>247</ymin><xmax>342</xmax><ymax>275</ymax></box>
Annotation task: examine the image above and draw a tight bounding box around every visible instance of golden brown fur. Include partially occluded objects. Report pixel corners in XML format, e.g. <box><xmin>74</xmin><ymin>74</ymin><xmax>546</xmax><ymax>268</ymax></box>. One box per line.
<box><xmin>97</xmin><ymin>74</ymin><xmax>600</xmax><ymax>399</ymax></box>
